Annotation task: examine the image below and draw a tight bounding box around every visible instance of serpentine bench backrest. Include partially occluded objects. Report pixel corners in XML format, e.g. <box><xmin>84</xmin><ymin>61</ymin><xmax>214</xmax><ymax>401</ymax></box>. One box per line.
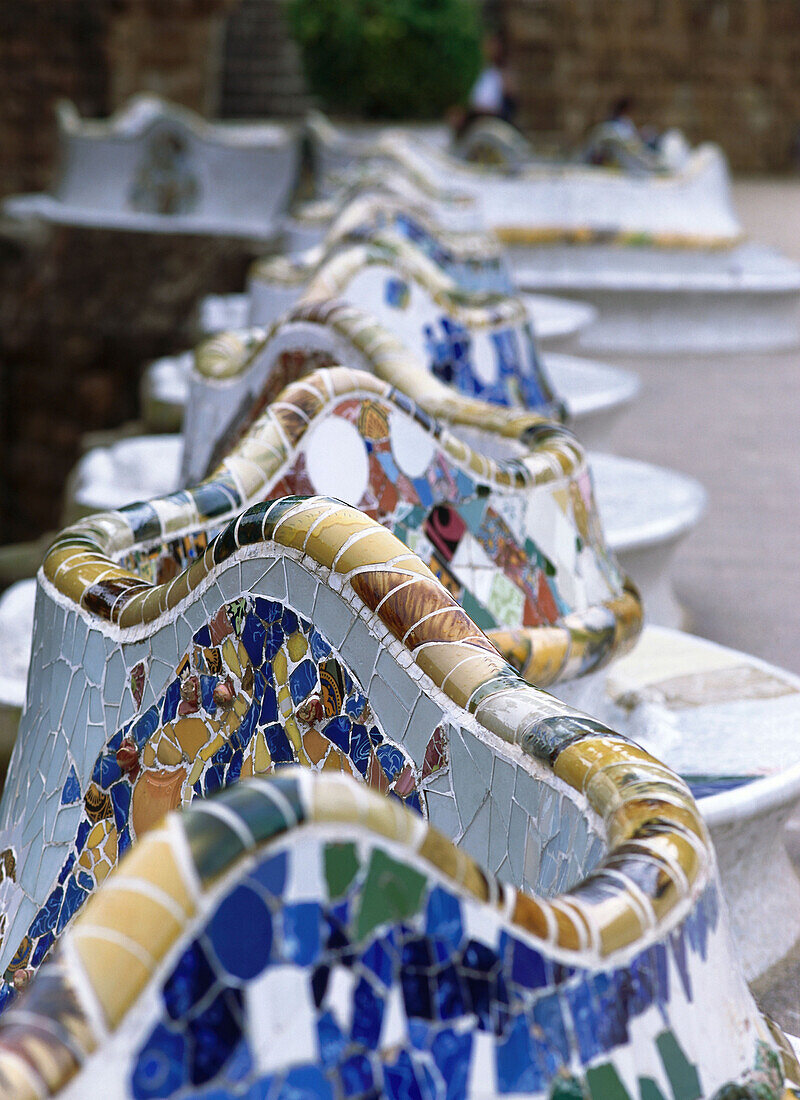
<box><xmin>297</xmin><ymin>237</ymin><xmax>560</xmax><ymax>416</ymax></box>
<box><xmin>7</xmin><ymin>94</ymin><xmax>300</xmax><ymax>232</ymax></box>
<box><xmin>183</xmin><ymin>299</ymin><xmax>563</xmax><ymax>485</ymax></box>
<box><xmin>0</xmin><ymin>761</ymin><xmax>792</xmax><ymax>1096</ymax></box>
<box><xmin>453</xmin><ymin>115</ymin><xmax>535</xmax><ymax>170</ymax></box>
<box><xmin>249</xmin><ymin>194</ymin><xmax>514</xmax><ymax>327</ymax></box>
<box><xmin>0</xmin><ymin>357</ymin><xmax>641</xmax><ymax>1005</ymax></box>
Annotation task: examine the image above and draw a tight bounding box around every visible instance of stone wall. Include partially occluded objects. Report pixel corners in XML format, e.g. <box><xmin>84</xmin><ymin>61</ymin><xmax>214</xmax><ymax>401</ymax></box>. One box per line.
<box><xmin>0</xmin><ymin>226</ymin><xmax>262</xmax><ymax>543</ymax></box>
<box><xmin>0</xmin><ymin>0</ymin><xmax>245</xmax><ymax>546</ymax></box>
<box><xmin>0</xmin><ymin>0</ymin><xmax>236</xmax><ymax>203</ymax></box>
<box><xmin>219</xmin><ymin>0</ymin><xmax>312</xmax><ymax>118</ymax></box>
<box><xmin>500</xmin><ymin>0</ymin><xmax>800</xmax><ymax>172</ymax></box>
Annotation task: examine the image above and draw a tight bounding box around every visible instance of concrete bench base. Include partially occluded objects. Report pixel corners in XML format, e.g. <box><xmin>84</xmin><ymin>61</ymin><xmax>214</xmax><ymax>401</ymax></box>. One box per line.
<box><xmin>589</xmin><ymin>452</ymin><xmax>707</xmax><ymax>629</ymax></box>
<box><xmin>512</xmin><ymin>242</ymin><xmax>800</xmax><ymax>354</ymax></box>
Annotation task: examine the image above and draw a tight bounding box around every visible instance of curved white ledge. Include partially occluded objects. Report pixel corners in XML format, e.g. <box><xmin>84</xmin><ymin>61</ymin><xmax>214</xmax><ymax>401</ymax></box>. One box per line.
<box><xmin>591</xmin><ymin>453</ymin><xmax>707</xmax><ymax>554</ymax></box>
<box><xmin>545</xmin><ymin>352</ymin><xmax>641</xmax><ymax>420</ymax></box>
<box><xmin>520</xmin><ymin>293</ymin><xmax>597</xmax><ymax>341</ymax></box>
<box><xmin>3</xmin><ymin>194</ymin><xmax>285</xmax><ymax>241</ymax></box>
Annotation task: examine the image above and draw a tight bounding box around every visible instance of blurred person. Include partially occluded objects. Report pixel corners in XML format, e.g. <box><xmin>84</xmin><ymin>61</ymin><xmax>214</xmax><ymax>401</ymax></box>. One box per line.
<box><xmin>469</xmin><ymin>29</ymin><xmax>517</xmax><ymax>123</ymax></box>
<box><xmin>450</xmin><ymin>29</ymin><xmax>519</xmax><ymax>141</ymax></box>
<box><xmin>585</xmin><ymin>95</ymin><xmax>664</xmax><ymax>172</ymax></box>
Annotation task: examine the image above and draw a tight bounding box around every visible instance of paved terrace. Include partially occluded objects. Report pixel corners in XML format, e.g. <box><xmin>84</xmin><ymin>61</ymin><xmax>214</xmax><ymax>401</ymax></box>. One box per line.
<box><xmin>605</xmin><ymin>178</ymin><xmax>800</xmax><ymax>1031</ymax></box>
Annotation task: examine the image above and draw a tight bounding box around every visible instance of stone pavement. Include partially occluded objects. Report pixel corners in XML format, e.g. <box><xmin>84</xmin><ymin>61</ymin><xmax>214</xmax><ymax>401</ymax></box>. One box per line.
<box><xmin>601</xmin><ymin>177</ymin><xmax>800</xmax><ymax>1034</ymax></box>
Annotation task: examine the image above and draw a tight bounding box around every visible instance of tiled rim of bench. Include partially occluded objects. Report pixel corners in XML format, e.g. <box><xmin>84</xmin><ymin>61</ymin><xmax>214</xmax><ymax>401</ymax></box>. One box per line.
<box><xmin>46</xmin><ymin>365</ymin><xmax>639</xmax><ymax>684</ymax></box>
<box><xmin>249</xmin><ymin>192</ymin><xmax>509</xmax><ymax>290</ymax></box>
<box><xmin>193</xmin><ymin>296</ymin><xmax>566</xmax><ymax>433</ymax></box>
<box><xmin>308</xmin><ymin>113</ymin><xmax>744</xmax><ymax>249</ymax></box>
<box><xmin>55</xmin><ymin>93</ymin><xmax>297</xmax><ymax>146</ymax></box>
<box><xmin>0</xmin><ymin>765</ymin><xmax>797</xmax><ymax>1097</ymax></box>
<box><xmin>300</xmin><ymin>233</ymin><xmax>529</xmax><ymax>332</ymax></box>
<box><xmin>41</xmin><ymin>487</ymin><xmax>690</xmax><ymax>959</ymax></box>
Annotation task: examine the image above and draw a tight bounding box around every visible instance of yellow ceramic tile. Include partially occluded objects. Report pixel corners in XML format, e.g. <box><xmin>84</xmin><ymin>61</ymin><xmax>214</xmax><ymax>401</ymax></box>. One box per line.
<box><xmin>165</xmin><ymin>569</ymin><xmax>193</xmax><ymax>610</ymax></box>
<box><xmin>311</xmin><ymin>774</ymin><xmax>361</xmax><ymax>826</ymax></box>
<box><xmin>606</xmin><ymin>799</ymin><xmax>708</xmax><ymax>848</ymax></box>
<box><xmin>419</xmin><ymin>830</ymin><xmax>489</xmax><ymax>902</ymax></box>
<box><xmin>44</xmin><ymin>546</ymin><xmax>102</xmax><ymax>581</ymax></box>
<box><xmin>199</xmin><ymin>733</ymin><xmax>226</xmax><ymax>762</ymax></box>
<box><xmin>0</xmin><ymin>1052</ymin><xmax>53</xmax><ymax>1098</ymax></box>
<box><xmin>122</xmin><ymin>833</ymin><xmax>193</xmax><ymax>911</ymax></box>
<box><xmin>221</xmin><ymin>638</ymin><xmax>241</xmax><ymax>677</ymax></box>
<box><xmin>415</xmin><ymin>644</ymin><xmax>506</xmax><ymax>705</ymax></box>
<box><xmin>553</xmin><ymin>737</ymin><xmax>661</xmax><ymax>797</ymax></box>
<box><xmin>590</xmin><ymin>893</ymin><xmax>648</xmax><ymax>955</ymax></box>
<box><xmin>334</xmin><ymin>526</ymin><xmax>410</xmax><ymax>576</ymax></box>
<box><xmin>117</xmin><ymin>590</ymin><xmax>150</xmax><ymax>629</ymax></box>
<box><xmin>138</xmin><ymin>587</ymin><xmax>166</xmax><ymax>626</ymax></box>
<box><xmin>173</xmin><ymin>717</ymin><xmax>211</xmax><ymax>758</ymax></box>
<box><xmin>253</xmin><ymin>730</ymin><xmax>272</xmax><ymax>774</ymax></box>
<box><xmin>287</xmin><ymin>631</ymin><xmax>308</xmax><ymax>662</ymax></box>
<box><xmin>273</xmin><ymin>650</ymin><xmax>288</xmax><ymax>686</ymax></box>
<box><xmin>81</xmin><ymin>881</ymin><xmax>183</xmax><ymax>961</ymax></box>
<box><xmin>488</xmin><ymin>626</ymin><xmax>569</xmax><ymax>688</ymax></box>
<box><xmin>511</xmin><ymin>892</ymin><xmax>551</xmax><ymax>940</ymax></box>
<box><xmin>284</xmin><ymin>716</ymin><xmax>307</xmax><ymax>762</ymax></box>
<box><xmin>549</xmin><ymin>902</ymin><xmax>584</xmax><ymax>951</ymax></box>
<box><xmin>156</xmin><ymin>739</ymin><xmax>182</xmax><ymax>767</ymax></box>
<box><xmin>72</xmin><ymin>931</ymin><xmax>153</xmax><ymax>1029</ymax></box>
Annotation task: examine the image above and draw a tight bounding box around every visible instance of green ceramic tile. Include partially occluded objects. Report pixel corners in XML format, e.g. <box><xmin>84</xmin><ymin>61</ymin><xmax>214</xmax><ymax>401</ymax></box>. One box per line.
<box><xmin>586</xmin><ymin>1064</ymin><xmax>632</xmax><ymax>1100</ymax></box>
<box><xmin>355</xmin><ymin>848</ymin><xmax>426</xmax><ymax>941</ymax></box>
<box><xmin>184</xmin><ymin>809</ymin><xmax>247</xmax><ymax>886</ymax></box>
<box><xmin>656</xmin><ymin>1031</ymin><xmax>702</xmax><ymax>1100</ymax></box>
<box><xmin>325</xmin><ymin>842</ymin><xmax>360</xmax><ymax>900</ymax></box>
<box><xmin>462</xmin><ymin>590</ymin><xmax>497</xmax><ymax>632</ymax></box>
<box><xmin>639</xmin><ymin>1078</ymin><xmax>668</xmax><ymax>1100</ymax></box>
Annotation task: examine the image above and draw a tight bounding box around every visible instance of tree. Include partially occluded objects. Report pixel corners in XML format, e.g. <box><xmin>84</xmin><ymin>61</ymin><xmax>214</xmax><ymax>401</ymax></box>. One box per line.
<box><xmin>286</xmin><ymin>0</ymin><xmax>483</xmax><ymax>120</ymax></box>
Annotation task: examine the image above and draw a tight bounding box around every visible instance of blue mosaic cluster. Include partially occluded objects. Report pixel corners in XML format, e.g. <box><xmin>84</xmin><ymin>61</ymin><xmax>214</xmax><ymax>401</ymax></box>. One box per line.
<box><xmin>130</xmin><ymin>835</ymin><xmax>718</xmax><ymax>1099</ymax></box>
<box><xmin>423</xmin><ymin>316</ymin><xmax>555</xmax><ymax>411</ymax></box>
<box><xmin>392</xmin><ymin>211</ymin><xmax>514</xmax><ymax>294</ymax></box>
<box><xmin>1</xmin><ymin>596</ymin><xmax>419</xmax><ymax>1012</ymax></box>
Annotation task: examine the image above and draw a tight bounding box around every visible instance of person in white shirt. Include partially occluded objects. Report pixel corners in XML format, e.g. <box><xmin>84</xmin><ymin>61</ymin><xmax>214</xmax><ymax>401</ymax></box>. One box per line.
<box><xmin>468</xmin><ymin>31</ymin><xmax>516</xmax><ymax>122</ymax></box>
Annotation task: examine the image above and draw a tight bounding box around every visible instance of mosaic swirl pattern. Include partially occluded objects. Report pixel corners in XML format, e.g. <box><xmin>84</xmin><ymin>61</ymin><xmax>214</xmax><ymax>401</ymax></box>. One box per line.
<box><xmin>0</xmin><ymin>770</ymin><xmax>795</xmax><ymax>1097</ymax></box>
<box><xmin>1</xmin><ymin>454</ymin><xmax>633</xmax><ymax>1008</ymax></box>
<box><xmin>301</xmin><ymin>235</ymin><xmax>563</xmax><ymax>415</ymax></box>
<box><xmin>250</xmin><ymin>194</ymin><xmax>514</xmax><ymax>302</ymax></box>
<box><xmin>182</xmin><ymin>295</ymin><xmax>565</xmax><ymax>484</ymax></box>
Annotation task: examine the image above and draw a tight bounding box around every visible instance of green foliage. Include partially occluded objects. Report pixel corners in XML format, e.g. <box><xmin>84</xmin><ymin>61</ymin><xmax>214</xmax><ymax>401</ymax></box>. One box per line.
<box><xmin>286</xmin><ymin>0</ymin><xmax>483</xmax><ymax>120</ymax></box>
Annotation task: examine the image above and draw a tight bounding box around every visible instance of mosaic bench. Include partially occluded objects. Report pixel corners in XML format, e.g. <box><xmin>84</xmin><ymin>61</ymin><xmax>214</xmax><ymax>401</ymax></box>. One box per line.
<box><xmin>180</xmin><ymin>301</ymin><xmax>699</xmax><ymax>627</ymax></box>
<box><xmin>194</xmin><ymin>198</ymin><xmax>633</xmax><ymax>448</ymax></box>
<box><xmin>3</xmin><ymin>94</ymin><xmax>299</xmax><ymax>242</ymax></box>
<box><xmin>453</xmin><ymin>115</ymin><xmax>536</xmax><ymax>170</ymax></box>
<box><xmin>0</xmin><ymin>482</ymin><xmax>797</xmax><ymax>1094</ymax></box>
<box><xmin>179</xmin><ymin>331</ymin><xmax>800</xmax><ymax>975</ymax></box>
<box><xmin>0</xmin><ymin>367</ymin><xmax>641</xmax><ymax>1006</ymax></box>
<box><xmin>0</xmin><ymin>765</ymin><xmax>797</xmax><ymax>1097</ymax></box>
<box><xmin>286</xmin><ymin>143</ymin><xmax>483</xmax><ymax>249</ymax></box>
<box><xmin>307</xmin><ymin>112</ymin><xmax>741</xmax><ymax>244</ymax></box>
<box><xmin>306</xmin><ymin>118</ymin><xmax>800</xmax><ymax>355</ymax></box>
<box><xmin>204</xmin><ymin>188</ymin><xmax>596</xmax><ymax>351</ymax></box>
<box><xmin>199</xmin><ymin>226</ymin><xmax>633</xmax><ymax>452</ymax></box>
<box><xmin>0</xmin><ymin>323</ymin><xmax>637</xmax><ymax>741</ymax></box>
